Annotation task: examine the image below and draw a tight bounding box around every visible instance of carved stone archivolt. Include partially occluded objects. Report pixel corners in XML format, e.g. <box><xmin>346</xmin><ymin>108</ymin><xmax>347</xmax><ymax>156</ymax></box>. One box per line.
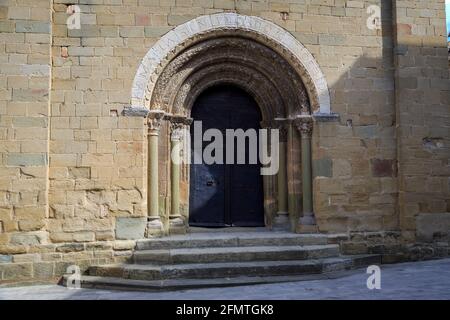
<box><xmin>148</xmin><ymin>35</ymin><xmax>311</xmax><ymax>120</ymax></box>
<box><xmin>131</xmin><ymin>13</ymin><xmax>332</xmax><ymax>115</ymax></box>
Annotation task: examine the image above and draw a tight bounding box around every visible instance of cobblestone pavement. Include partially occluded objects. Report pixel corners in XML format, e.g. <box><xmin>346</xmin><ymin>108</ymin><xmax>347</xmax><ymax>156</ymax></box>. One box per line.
<box><xmin>0</xmin><ymin>258</ymin><xmax>449</xmax><ymax>300</ymax></box>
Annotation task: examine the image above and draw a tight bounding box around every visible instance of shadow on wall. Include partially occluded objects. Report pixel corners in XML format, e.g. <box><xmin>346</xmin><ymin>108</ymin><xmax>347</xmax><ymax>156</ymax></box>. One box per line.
<box><xmin>312</xmin><ymin>1</ymin><xmax>450</xmax><ymax>242</ymax></box>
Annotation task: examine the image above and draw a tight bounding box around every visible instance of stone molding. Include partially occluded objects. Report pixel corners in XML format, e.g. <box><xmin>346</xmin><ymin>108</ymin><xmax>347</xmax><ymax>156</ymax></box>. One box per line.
<box><xmin>130</xmin><ymin>13</ymin><xmax>331</xmax><ymax>114</ymax></box>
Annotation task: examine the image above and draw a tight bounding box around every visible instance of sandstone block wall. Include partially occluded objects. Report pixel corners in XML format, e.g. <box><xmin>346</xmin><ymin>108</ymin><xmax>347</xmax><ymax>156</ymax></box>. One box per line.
<box><xmin>0</xmin><ymin>0</ymin><xmax>52</xmax><ymax>254</ymax></box>
<box><xmin>48</xmin><ymin>0</ymin><xmax>400</xmax><ymax>239</ymax></box>
<box><xmin>0</xmin><ymin>0</ymin><xmax>449</xmax><ymax>282</ymax></box>
<box><xmin>392</xmin><ymin>0</ymin><xmax>450</xmax><ymax>242</ymax></box>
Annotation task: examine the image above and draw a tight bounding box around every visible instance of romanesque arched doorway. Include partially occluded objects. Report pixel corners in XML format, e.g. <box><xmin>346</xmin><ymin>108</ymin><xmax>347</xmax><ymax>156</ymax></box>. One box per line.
<box><xmin>189</xmin><ymin>85</ymin><xmax>264</xmax><ymax>227</ymax></box>
<box><xmin>127</xmin><ymin>13</ymin><xmax>333</xmax><ymax>236</ymax></box>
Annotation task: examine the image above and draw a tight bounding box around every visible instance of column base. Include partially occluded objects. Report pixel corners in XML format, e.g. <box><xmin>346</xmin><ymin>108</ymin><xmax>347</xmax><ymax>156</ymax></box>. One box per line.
<box><xmin>169</xmin><ymin>215</ymin><xmax>186</xmax><ymax>235</ymax></box>
<box><xmin>297</xmin><ymin>213</ymin><xmax>318</xmax><ymax>233</ymax></box>
<box><xmin>146</xmin><ymin>217</ymin><xmax>163</xmax><ymax>237</ymax></box>
<box><xmin>273</xmin><ymin>212</ymin><xmax>290</xmax><ymax>231</ymax></box>
<box><xmin>296</xmin><ymin>224</ymin><xmax>319</xmax><ymax>233</ymax></box>
<box><xmin>299</xmin><ymin>214</ymin><xmax>316</xmax><ymax>225</ymax></box>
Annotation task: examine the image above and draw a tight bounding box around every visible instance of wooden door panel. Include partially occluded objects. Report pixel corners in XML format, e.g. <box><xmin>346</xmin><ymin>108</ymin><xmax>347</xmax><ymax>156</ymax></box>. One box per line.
<box><xmin>189</xmin><ymin>85</ymin><xmax>264</xmax><ymax>227</ymax></box>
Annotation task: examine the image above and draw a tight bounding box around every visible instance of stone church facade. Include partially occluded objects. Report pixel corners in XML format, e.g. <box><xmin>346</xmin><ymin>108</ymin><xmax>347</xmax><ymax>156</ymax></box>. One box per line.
<box><xmin>0</xmin><ymin>0</ymin><xmax>449</xmax><ymax>282</ymax></box>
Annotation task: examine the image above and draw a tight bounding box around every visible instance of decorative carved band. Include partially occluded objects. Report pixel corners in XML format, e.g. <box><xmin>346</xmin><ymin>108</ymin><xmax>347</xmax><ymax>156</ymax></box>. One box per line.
<box><xmin>131</xmin><ymin>13</ymin><xmax>332</xmax><ymax>114</ymax></box>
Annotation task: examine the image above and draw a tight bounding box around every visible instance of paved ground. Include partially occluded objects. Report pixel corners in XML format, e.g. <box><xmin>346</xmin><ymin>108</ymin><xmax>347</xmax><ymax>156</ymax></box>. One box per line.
<box><xmin>0</xmin><ymin>258</ymin><xmax>449</xmax><ymax>300</ymax></box>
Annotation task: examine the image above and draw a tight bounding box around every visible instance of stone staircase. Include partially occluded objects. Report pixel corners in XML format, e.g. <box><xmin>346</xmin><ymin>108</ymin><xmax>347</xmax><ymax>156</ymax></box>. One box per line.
<box><xmin>63</xmin><ymin>231</ymin><xmax>381</xmax><ymax>291</ymax></box>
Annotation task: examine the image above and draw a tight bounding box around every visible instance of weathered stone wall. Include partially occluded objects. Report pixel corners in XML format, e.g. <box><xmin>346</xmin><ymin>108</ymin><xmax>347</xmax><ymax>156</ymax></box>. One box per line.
<box><xmin>49</xmin><ymin>0</ymin><xmax>147</xmax><ymax>244</ymax></box>
<box><xmin>392</xmin><ymin>0</ymin><xmax>450</xmax><ymax>242</ymax></box>
<box><xmin>0</xmin><ymin>0</ymin><xmax>449</xmax><ymax>282</ymax></box>
<box><xmin>310</xmin><ymin>0</ymin><xmax>397</xmax><ymax>233</ymax></box>
<box><xmin>0</xmin><ymin>0</ymin><xmax>52</xmax><ymax>258</ymax></box>
<box><xmin>49</xmin><ymin>0</ymin><xmax>400</xmax><ymax>238</ymax></box>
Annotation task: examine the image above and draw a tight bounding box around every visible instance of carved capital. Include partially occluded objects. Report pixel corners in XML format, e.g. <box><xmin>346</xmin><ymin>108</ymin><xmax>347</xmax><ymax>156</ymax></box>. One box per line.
<box><xmin>169</xmin><ymin>115</ymin><xmax>192</xmax><ymax>141</ymax></box>
<box><xmin>147</xmin><ymin>110</ymin><xmax>166</xmax><ymax>135</ymax></box>
<box><xmin>294</xmin><ymin>116</ymin><xmax>313</xmax><ymax>137</ymax></box>
<box><xmin>170</xmin><ymin>122</ymin><xmax>185</xmax><ymax>142</ymax></box>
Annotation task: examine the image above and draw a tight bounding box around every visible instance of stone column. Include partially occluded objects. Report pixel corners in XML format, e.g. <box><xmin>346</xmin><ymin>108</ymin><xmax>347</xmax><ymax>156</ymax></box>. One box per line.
<box><xmin>294</xmin><ymin>116</ymin><xmax>317</xmax><ymax>232</ymax></box>
<box><xmin>273</xmin><ymin>118</ymin><xmax>289</xmax><ymax>230</ymax></box>
<box><xmin>168</xmin><ymin>116</ymin><xmax>191</xmax><ymax>234</ymax></box>
<box><xmin>146</xmin><ymin>110</ymin><xmax>165</xmax><ymax>237</ymax></box>
<box><xmin>260</xmin><ymin>120</ymin><xmax>275</xmax><ymax>227</ymax></box>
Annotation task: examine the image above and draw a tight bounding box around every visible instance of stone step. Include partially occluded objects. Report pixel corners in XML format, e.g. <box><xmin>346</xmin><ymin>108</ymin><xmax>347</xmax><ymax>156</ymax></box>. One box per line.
<box><xmin>89</xmin><ymin>254</ymin><xmax>381</xmax><ymax>281</ymax></box>
<box><xmin>62</xmin><ymin>268</ymin><xmax>363</xmax><ymax>292</ymax></box>
<box><xmin>135</xmin><ymin>232</ymin><xmax>328</xmax><ymax>250</ymax></box>
<box><xmin>132</xmin><ymin>244</ymin><xmax>340</xmax><ymax>264</ymax></box>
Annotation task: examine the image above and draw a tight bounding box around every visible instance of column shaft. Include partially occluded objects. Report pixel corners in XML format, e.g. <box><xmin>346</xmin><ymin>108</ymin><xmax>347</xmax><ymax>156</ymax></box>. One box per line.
<box><xmin>170</xmin><ymin>138</ymin><xmax>181</xmax><ymax>217</ymax></box>
<box><xmin>168</xmin><ymin>116</ymin><xmax>192</xmax><ymax>234</ymax></box>
<box><xmin>148</xmin><ymin>132</ymin><xmax>159</xmax><ymax>218</ymax></box>
<box><xmin>277</xmin><ymin>141</ymin><xmax>288</xmax><ymax>213</ymax></box>
<box><xmin>301</xmin><ymin>134</ymin><xmax>313</xmax><ymax>215</ymax></box>
<box><xmin>146</xmin><ymin>110</ymin><xmax>165</xmax><ymax>237</ymax></box>
<box><xmin>273</xmin><ymin>119</ymin><xmax>289</xmax><ymax>230</ymax></box>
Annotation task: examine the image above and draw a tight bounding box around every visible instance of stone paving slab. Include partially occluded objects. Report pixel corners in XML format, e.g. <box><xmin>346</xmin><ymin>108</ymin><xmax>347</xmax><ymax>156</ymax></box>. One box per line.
<box><xmin>0</xmin><ymin>259</ymin><xmax>449</xmax><ymax>300</ymax></box>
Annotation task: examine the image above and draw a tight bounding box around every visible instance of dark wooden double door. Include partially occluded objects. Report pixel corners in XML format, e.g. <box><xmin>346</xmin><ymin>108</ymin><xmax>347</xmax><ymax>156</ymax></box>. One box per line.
<box><xmin>189</xmin><ymin>85</ymin><xmax>264</xmax><ymax>227</ymax></box>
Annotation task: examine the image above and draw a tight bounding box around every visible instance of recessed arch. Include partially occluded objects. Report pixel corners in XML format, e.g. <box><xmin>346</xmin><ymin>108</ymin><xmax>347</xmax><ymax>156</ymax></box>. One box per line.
<box><xmin>172</xmin><ymin>63</ymin><xmax>287</xmax><ymax>121</ymax></box>
<box><xmin>135</xmin><ymin>13</ymin><xmax>324</xmax><ymax>235</ymax></box>
<box><xmin>130</xmin><ymin>13</ymin><xmax>331</xmax><ymax>115</ymax></box>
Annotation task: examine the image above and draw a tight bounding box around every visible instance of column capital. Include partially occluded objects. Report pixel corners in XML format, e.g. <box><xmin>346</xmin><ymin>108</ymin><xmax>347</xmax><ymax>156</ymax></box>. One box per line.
<box><xmin>169</xmin><ymin>115</ymin><xmax>192</xmax><ymax>141</ymax></box>
<box><xmin>170</xmin><ymin>122</ymin><xmax>184</xmax><ymax>142</ymax></box>
<box><xmin>293</xmin><ymin>115</ymin><xmax>313</xmax><ymax>137</ymax></box>
<box><xmin>147</xmin><ymin>110</ymin><xmax>166</xmax><ymax>134</ymax></box>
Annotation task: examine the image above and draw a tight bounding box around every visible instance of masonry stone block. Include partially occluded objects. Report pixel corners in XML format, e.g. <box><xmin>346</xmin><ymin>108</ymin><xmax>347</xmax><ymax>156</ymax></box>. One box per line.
<box><xmin>371</xmin><ymin>159</ymin><xmax>396</xmax><ymax>178</ymax></box>
<box><xmin>354</xmin><ymin>125</ymin><xmax>377</xmax><ymax>139</ymax></box>
<box><xmin>115</xmin><ymin>217</ymin><xmax>146</xmax><ymax>240</ymax></box>
<box><xmin>6</xmin><ymin>153</ymin><xmax>47</xmax><ymax>167</ymax></box>
<box><xmin>0</xmin><ymin>263</ymin><xmax>33</xmax><ymax>280</ymax></box>
<box><xmin>416</xmin><ymin>213</ymin><xmax>450</xmax><ymax>242</ymax></box>
<box><xmin>10</xmin><ymin>231</ymin><xmax>48</xmax><ymax>246</ymax></box>
<box><xmin>0</xmin><ymin>254</ymin><xmax>12</xmax><ymax>263</ymax></box>
<box><xmin>33</xmin><ymin>262</ymin><xmax>55</xmax><ymax>279</ymax></box>
<box><xmin>15</xmin><ymin>21</ymin><xmax>50</xmax><ymax>34</ymax></box>
<box><xmin>12</xmin><ymin>117</ymin><xmax>47</xmax><ymax>128</ymax></box>
<box><xmin>313</xmin><ymin>158</ymin><xmax>333</xmax><ymax>178</ymax></box>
